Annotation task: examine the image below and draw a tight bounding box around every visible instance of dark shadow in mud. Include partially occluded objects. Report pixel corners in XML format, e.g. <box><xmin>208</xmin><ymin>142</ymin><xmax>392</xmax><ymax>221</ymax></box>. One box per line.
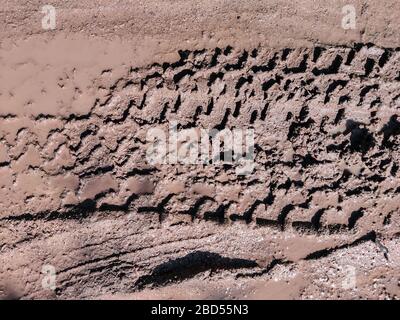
<box><xmin>135</xmin><ymin>251</ymin><xmax>258</xmax><ymax>289</ymax></box>
<box><xmin>381</xmin><ymin>115</ymin><xmax>400</xmax><ymax>147</ymax></box>
<box><xmin>345</xmin><ymin>119</ymin><xmax>375</xmax><ymax>153</ymax></box>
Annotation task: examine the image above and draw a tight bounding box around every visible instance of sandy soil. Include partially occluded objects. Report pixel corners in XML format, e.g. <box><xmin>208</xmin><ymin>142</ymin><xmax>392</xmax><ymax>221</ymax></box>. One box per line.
<box><xmin>0</xmin><ymin>0</ymin><xmax>399</xmax><ymax>299</ymax></box>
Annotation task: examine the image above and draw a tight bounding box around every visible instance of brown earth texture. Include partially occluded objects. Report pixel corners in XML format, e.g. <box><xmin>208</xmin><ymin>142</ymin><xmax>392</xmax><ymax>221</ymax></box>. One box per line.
<box><xmin>0</xmin><ymin>0</ymin><xmax>400</xmax><ymax>300</ymax></box>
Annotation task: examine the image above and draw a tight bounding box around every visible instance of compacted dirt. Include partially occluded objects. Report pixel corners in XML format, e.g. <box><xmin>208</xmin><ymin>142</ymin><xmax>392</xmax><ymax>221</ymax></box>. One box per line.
<box><xmin>0</xmin><ymin>0</ymin><xmax>399</xmax><ymax>299</ymax></box>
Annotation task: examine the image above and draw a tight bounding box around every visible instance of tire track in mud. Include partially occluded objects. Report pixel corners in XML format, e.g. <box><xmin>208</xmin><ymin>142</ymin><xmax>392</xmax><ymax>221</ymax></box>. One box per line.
<box><xmin>2</xmin><ymin>44</ymin><xmax>400</xmax><ymax>232</ymax></box>
<box><xmin>1</xmin><ymin>43</ymin><xmax>400</xmax><ymax>298</ymax></box>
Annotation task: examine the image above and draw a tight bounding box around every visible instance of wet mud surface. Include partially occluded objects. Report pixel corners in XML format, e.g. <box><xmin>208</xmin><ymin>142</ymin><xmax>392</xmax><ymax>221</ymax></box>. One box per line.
<box><xmin>0</xmin><ymin>0</ymin><xmax>399</xmax><ymax>299</ymax></box>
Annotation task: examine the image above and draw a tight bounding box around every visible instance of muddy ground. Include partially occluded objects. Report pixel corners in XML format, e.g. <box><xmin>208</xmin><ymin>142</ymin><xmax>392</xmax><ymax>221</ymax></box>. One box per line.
<box><xmin>0</xmin><ymin>0</ymin><xmax>399</xmax><ymax>299</ymax></box>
